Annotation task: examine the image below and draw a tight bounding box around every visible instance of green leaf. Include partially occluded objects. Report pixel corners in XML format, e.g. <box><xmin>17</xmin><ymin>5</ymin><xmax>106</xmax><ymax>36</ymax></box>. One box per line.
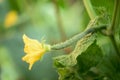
<box><xmin>96</xmin><ymin>48</ymin><xmax>120</xmax><ymax>80</ymax></box>
<box><xmin>90</xmin><ymin>0</ymin><xmax>114</xmax><ymax>25</ymax></box>
<box><xmin>54</xmin><ymin>33</ymin><xmax>105</xmax><ymax>80</ymax></box>
<box><xmin>77</xmin><ymin>41</ymin><xmax>103</xmax><ymax>73</ymax></box>
<box><xmin>57</xmin><ymin>68</ymin><xmax>81</xmax><ymax>80</ymax></box>
<box><xmin>54</xmin><ymin>33</ymin><xmax>96</xmax><ymax>68</ymax></box>
<box><xmin>91</xmin><ymin>0</ymin><xmax>114</xmax><ymax>15</ymax></box>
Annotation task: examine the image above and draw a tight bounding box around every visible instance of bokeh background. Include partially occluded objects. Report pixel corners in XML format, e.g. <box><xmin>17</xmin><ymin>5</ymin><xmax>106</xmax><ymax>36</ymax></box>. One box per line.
<box><xmin>0</xmin><ymin>0</ymin><xmax>90</xmax><ymax>80</ymax></box>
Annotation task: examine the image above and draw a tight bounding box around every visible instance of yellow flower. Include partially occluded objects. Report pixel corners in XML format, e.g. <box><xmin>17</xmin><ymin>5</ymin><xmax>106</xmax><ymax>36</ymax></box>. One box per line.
<box><xmin>4</xmin><ymin>11</ymin><xmax>18</xmax><ymax>28</ymax></box>
<box><xmin>22</xmin><ymin>34</ymin><xmax>51</xmax><ymax>70</ymax></box>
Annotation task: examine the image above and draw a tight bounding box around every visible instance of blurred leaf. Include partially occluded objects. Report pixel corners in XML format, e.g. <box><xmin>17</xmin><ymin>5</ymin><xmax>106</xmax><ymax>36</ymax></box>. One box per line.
<box><xmin>0</xmin><ymin>47</ymin><xmax>20</xmax><ymax>80</ymax></box>
<box><xmin>8</xmin><ymin>0</ymin><xmax>22</xmax><ymax>12</ymax></box>
<box><xmin>57</xmin><ymin>0</ymin><xmax>66</xmax><ymax>8</ymax></box>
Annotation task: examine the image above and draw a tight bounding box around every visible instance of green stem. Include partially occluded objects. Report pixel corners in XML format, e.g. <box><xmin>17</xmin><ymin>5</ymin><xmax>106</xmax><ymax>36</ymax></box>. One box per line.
<box><xmin>109</xmin><ymin>0</ymin><xmax>120</xmax><ymax>56</ymax></box>
<box><xmin>110</xmin><ymin>0</ymin><xmax>119</xmax><ymax>31</ymax></box>
<box><xmin>83</xmin><ymin>0</ymin><xmax>97</xmax><ymax>19</ymax></box>
<box><xmin>110</xmin><ymin>35</ymin><xmax>120</xmax><ymax>56</ymax></box>
<box><xmin>51</xmin><ymin>25</ymin><xmax>107</xmax><ymax>50</ymax></box>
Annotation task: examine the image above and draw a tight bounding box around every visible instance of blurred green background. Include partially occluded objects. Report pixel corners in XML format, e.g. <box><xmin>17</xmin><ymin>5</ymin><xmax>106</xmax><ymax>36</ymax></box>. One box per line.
<box><xmin>0</xmin><ymin>0</ymin><xmax>90</xmax><ymax>80</ymax></box>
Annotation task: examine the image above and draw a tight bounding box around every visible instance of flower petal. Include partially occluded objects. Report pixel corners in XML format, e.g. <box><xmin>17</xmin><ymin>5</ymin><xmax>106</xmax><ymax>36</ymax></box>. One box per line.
<box><xmin>22</xmin><ymin>34</ymin><xmax>49</xmax><ymax>70</ymax></box>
